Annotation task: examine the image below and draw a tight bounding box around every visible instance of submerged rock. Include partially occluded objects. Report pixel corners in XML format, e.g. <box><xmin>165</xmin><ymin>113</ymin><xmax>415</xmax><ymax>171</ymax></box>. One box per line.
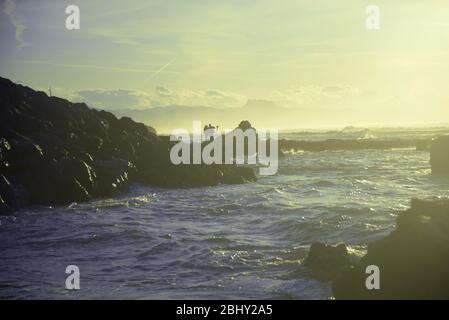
<box><xmin>0</xmin><ymin>77</ymin><xmax>257</xmax><ymax>214</ymax></box>
<box><xmin>430</xmin><ymin>135</ymin><xmax>449</xmax><ymax>175</ymax></box>
<box><xmin>332</xmin><ymin>198</ymin><xmax>449</xmax><ymax>300</ymax></box>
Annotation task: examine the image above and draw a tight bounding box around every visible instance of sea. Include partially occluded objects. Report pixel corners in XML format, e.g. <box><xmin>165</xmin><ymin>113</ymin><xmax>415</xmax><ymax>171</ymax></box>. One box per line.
<box><xmin>1</xmin><ymin>127</ymin><xmax>449</xmax><ymax>299</ymax></box>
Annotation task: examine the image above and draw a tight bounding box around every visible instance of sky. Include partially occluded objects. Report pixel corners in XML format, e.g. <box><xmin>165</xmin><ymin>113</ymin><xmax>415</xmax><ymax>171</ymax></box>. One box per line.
<box><xmin>1</xmin><ymin>0</ymin><xmax>449</xmax><ymax>129</ymax></box>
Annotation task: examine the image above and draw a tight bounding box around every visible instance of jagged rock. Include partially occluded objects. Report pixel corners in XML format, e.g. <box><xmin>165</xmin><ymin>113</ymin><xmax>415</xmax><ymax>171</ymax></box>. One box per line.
<box><xmin>431</xmin><ymin>136</ymin><xmax>449</xmax><ymax>175</ymax></box>
<box><xmin>0</xmin><ymin>76</ymin><xmax>256</xmax><ymax>214</ymax></box>
<box><xmin>0</xmin><ymin>172</ymin><xmax>27</xmax><ymax>212</ymax></box>
<box><xmin>305</xmin><ymin>243</ymin><xmax>357</xmax><ymax>282</ymax></box>
<box><xmin>92</xmin><ymin>159</ymin><xmax>135</xmax><ymax>195</ymax></box>
<box><xmin>58</xmin><ymin>158</ymin><xmax>97</xmax><ymax>201</ymax></box>
<box><xmin>139</xmin><ymin>164</ymin><xmax>257</xmax><ymax>188</ymax></box>
<box><xmin>332</xmin><ymin>198</ymin><xmax>449</xmax><ymax>300</ymax></box>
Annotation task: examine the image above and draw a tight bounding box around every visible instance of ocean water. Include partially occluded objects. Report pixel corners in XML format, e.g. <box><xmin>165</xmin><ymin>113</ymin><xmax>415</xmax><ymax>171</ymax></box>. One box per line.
<box><xmin>279</xmin><ymin>126</ymin><xmax>449</xmax><ymax>141</ymax></box>
<box><xmin>1</xmin><ymin>130</ymin><xmax>449</xmax><ymax>299</ymax></box>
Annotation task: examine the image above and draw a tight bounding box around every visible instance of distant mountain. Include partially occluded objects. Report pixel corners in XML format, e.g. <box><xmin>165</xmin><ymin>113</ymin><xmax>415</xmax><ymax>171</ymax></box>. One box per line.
<box><xmin>113</xmin><ymin>100</ymin><xmax>307</xmax><ymax>133</ymax></box>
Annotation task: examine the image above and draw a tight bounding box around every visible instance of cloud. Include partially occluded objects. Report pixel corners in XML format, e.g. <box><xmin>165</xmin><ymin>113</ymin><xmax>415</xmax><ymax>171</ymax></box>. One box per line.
<box><xmin>155</xmin><ymin>86</ymin><xmax>172</xmax><ymax>97</ymax></box>
<box><xmin>48</xmin><ymin>83</ymin><xmax>361</xmax><ymax>113</ymax></box>
<box><xmin>267</xmin><ymin>85</ymin><xmax>360</xmax><ymax>108</ymax></box>
<box><xmin>3</xmin><ymin>0</ymin><xmax>29</xmax><ymax>48</ymax></box>
<box><xmin>206</xmin><ymin>89</ymin><xmax>226</xmax><ymax>97</ymax></box>
<box><xmin>50</xmin><ymin>85</ymin><xmax>247</xmax><ymax>111</ymax></box>
<box><xmin>76</xmin><ymin>89</ymin><xmax>153</xmax><ymax>110</ymax></box>
<box><xmin>151</xmin><ymin>87</ymin><xmax>246</xmax><ymax>108</ymax></box>
<box><xmin>18</xmin><ymin>60</ymin><xmax>181</xmax><ymax>75</ymax></box>
<box><xmin>321</xmin><ymin>85</ymin><xmax>360</xmax><ymax>97</ymax></box>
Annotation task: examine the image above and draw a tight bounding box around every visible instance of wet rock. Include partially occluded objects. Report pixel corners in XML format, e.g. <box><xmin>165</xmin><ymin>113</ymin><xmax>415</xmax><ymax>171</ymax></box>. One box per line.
<box><xmin>92</xmin><ymin>159</ymin><xmax>136</xmax><ymax>195</ymax></box>
<box><xmin>305</xmin><ymin>242</ymin><xmax>357</xmax><ymax>282</ymax></box>
<box><xmin>430</xmin><ymin>135</ymin><xmax>449</xmax><ymax>175</ymax></box>
<box><xmin>5</xmin><ymin>137</ymin><xmax>45</xmax><ymax>171</ymax></box>
<box><xmin>56</xmin><ymin>158</ymin><xmax>97</xmax><ymax>202</ymax></box>
<box><xmin>0</xmin><ymin>173</ymin><xmax>27</xmax><ymax>214</ymax></box>
<box><xmin>332</xmin><ymin>198</ymin><xmax>449</xmax><ymax>299</ymax></box>
<box><xmin>220</xmin><ymin>166</ymin><xmax>257</xmax><ymax>184</ymax></box>
<box><xmin>0</xmin><ymin>76</ymin><xmax>257</xmax><ymax>213</ymax></box>
<box><xmin>0</xmin><ymin>175</ymin><xmax>15</xmax><ymax>214</ymax></box>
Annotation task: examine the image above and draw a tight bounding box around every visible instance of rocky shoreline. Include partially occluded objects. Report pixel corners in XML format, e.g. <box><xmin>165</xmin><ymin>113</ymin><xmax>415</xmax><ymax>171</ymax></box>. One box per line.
<box><xmin>304</xmin><ymin>198</ymin><xmax>449</xmax><ymax>300</ymax></box>
<box><xmin>0</xmin><ymin>77</ymin><xmax>256</xmax><ymax>214</ymax></box>
<box><xmin>331</xmin><ymin>198</ymin><xmax>449</xmax><ymax>299</ymax></box>
<box><xmin>2</xmin><ymin>75</ymin><xmax>449</xmax><ymax>299</ymax></box>
<box><xmin>303</xmin><ymin>136</ymin><xmax>449</xmax><ymax>299</ymax></box>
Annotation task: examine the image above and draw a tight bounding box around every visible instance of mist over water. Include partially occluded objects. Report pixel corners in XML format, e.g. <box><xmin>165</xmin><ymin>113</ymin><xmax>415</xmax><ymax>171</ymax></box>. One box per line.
<box><xmin>1</xmin><ymin>128</ymin><xmax>449</xmax><ymax>299</ymax></box>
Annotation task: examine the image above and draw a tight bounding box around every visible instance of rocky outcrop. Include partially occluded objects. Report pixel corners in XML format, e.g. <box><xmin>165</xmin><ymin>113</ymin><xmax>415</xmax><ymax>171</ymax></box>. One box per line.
<box><xmin>237</xmin><ymin>120</ymin><xmax>255</xmax><ymax>132</ymax></box>
<box><xmin>332</xmin><ymin>198</ymin><xmax>449</xmax><ymax>300</ymax></box>
<box><xmin>305</xmin><ymin>243</ymin><xmax>358</xmax><ymax>282</ymax></box>
<box><xmin>0</xmin><ymin>77</ymin><xmax>256</xmax><ymax>214</ymax></box>
<box><xmin>431</xmin><ymin>136</ymin><xmax>449</xmax><ymax>175</ymax></box>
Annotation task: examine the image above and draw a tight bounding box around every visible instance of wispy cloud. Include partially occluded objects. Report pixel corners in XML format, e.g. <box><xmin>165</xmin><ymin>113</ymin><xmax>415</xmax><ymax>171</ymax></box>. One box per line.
<box><xmin>76</xmin><ymin>89</ymin><xmax>153</xmax><ymax>110</ymax></box>
<box><xmin>51</xmin><ymin>86</ymin><xmax>247</xmax><ymax>111</ymax></box>
<box><xmin>3</xmin><ymin>0</ymin><xmax>29</xmax><ymax>48</ymax></box>
<box><xmin>17</xmin><ymin>60</ymin><xmax>181</xmax><ymax>75</ymax></box>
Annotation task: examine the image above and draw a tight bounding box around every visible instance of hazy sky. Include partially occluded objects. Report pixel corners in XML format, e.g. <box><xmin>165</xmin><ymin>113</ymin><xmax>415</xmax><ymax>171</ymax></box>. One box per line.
<box><xmin>1</xmin><ymin>0</ymin><xmax>449</xmax><ymax>127</ymax></box>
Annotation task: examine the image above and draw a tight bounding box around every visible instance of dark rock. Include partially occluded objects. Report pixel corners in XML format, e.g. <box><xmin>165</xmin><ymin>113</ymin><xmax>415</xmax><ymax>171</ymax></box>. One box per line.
<box><xmin>220</xmin><ymin>166</ymin><xmax>257</xmax><ymax>184</ymax></box>
<box><xmin>57</xmin><ymin>158</ymin><xmax>96</xmax><ymax>202</ymax></box>
<box><xmin>305</xmin><ymin>242</ymin><xmax>357</xmax><ymax>282</ymax></box>
<box><xmin>237</xmin><ymin>120</ymin><xmax>255</xmax><ymax>132</ymax></box>
<box><xmin>92</xmin><ymin>159</ymin><xmax>136</xmax><ymax>195</ymax></box>
<box><xmin>0</xmin><ymin>173</ymin><xmax>27</xmax><ymax>213</ymax></box>
<box><xmin>430</xmin><ymin>135</ymin><xmax>449</xmax><ymax>175</ymax></box>
<box><xmin>332</xmin><ymin>198</ymin><xmax>449</xmax><ymax>300</ymax></box>
<box><xmin>5</xmin><ymin>137</ymin><xmax>45</xmax><ymax>172</ymax></box>
<box><xmin>415</xmin><ymin>140</ymin><xmax>431</xmax><ymax>151</ymax></box>
<box><xmin>0</xmin><ymin>76</ymin><xmax>256</xmax><ymax>213</ymax></box>
<box><xmin>139</xmin><ymin>164</ymin><xmax>256</xmax><ymax>188</ymax></box>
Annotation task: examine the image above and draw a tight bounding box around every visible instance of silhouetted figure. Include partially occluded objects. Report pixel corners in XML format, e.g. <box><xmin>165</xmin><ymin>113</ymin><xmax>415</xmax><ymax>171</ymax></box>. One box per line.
<box><xmin>204</xmin><ymin>123</ymin><xmax>217</xmax><ymax>140</ymax></box>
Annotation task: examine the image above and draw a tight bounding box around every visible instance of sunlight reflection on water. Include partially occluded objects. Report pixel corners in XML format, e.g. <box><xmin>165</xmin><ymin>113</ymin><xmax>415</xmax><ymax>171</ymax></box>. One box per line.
<box><xmin>0</xmin><ymin>147</ymin><xmax>448</xmax><ymax>299</ymax></box>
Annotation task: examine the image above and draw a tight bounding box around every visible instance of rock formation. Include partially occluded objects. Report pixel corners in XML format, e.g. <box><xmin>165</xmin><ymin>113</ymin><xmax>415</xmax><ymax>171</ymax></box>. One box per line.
<box><xmin>430</xmin><ymin>135</ymin><xmax>449</xmax><ymax>175</ymax></box>
<box><xmin>236</xmin><ymin>120</ymin><xmax>255</xmax><ymax>132</ymax></box>
<box><xmin>0</xmin><ymin>77</ymin><xmax>256</xmax><ymax>214</ymax></box>
<box><xmin>305</xmin><ymin>242</ymin><xmax>358</xmax><ymax>282</ymax></box>
<box><xmin>332</xmin><ymin>198</ymin><xmax>449</xmax><ymax>299</ymax></box>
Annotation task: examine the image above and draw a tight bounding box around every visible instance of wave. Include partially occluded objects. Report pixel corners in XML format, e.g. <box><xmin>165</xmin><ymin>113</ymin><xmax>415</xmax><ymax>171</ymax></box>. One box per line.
<box><xmin>66</xmin><ymin>194</ymin><xmax>155</xmax><ymax>211</ymax></box>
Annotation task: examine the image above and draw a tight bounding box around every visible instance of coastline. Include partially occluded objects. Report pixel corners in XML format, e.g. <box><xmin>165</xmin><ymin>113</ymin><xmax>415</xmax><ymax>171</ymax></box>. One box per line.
<box><xmin>0</xmin><ymin>77</ymin><xmax>256</xmax><ymax>215</ymax></box>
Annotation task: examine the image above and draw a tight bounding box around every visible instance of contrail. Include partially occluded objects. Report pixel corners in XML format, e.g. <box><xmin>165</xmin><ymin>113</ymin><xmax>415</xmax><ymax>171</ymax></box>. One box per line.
<box><xmin>148</xmin><ymin>58</ymin><xmax>176</xmax><ymax>80</ymax></box>
<box><xmin>19</xmin><ymin>60</ymin><xmax>179</xmax><ymax>74</ymax></box>
<box><xmin>139</xmin><ymin>58</ymin><xmax>176</xmax><ymax>89</ymax></box>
